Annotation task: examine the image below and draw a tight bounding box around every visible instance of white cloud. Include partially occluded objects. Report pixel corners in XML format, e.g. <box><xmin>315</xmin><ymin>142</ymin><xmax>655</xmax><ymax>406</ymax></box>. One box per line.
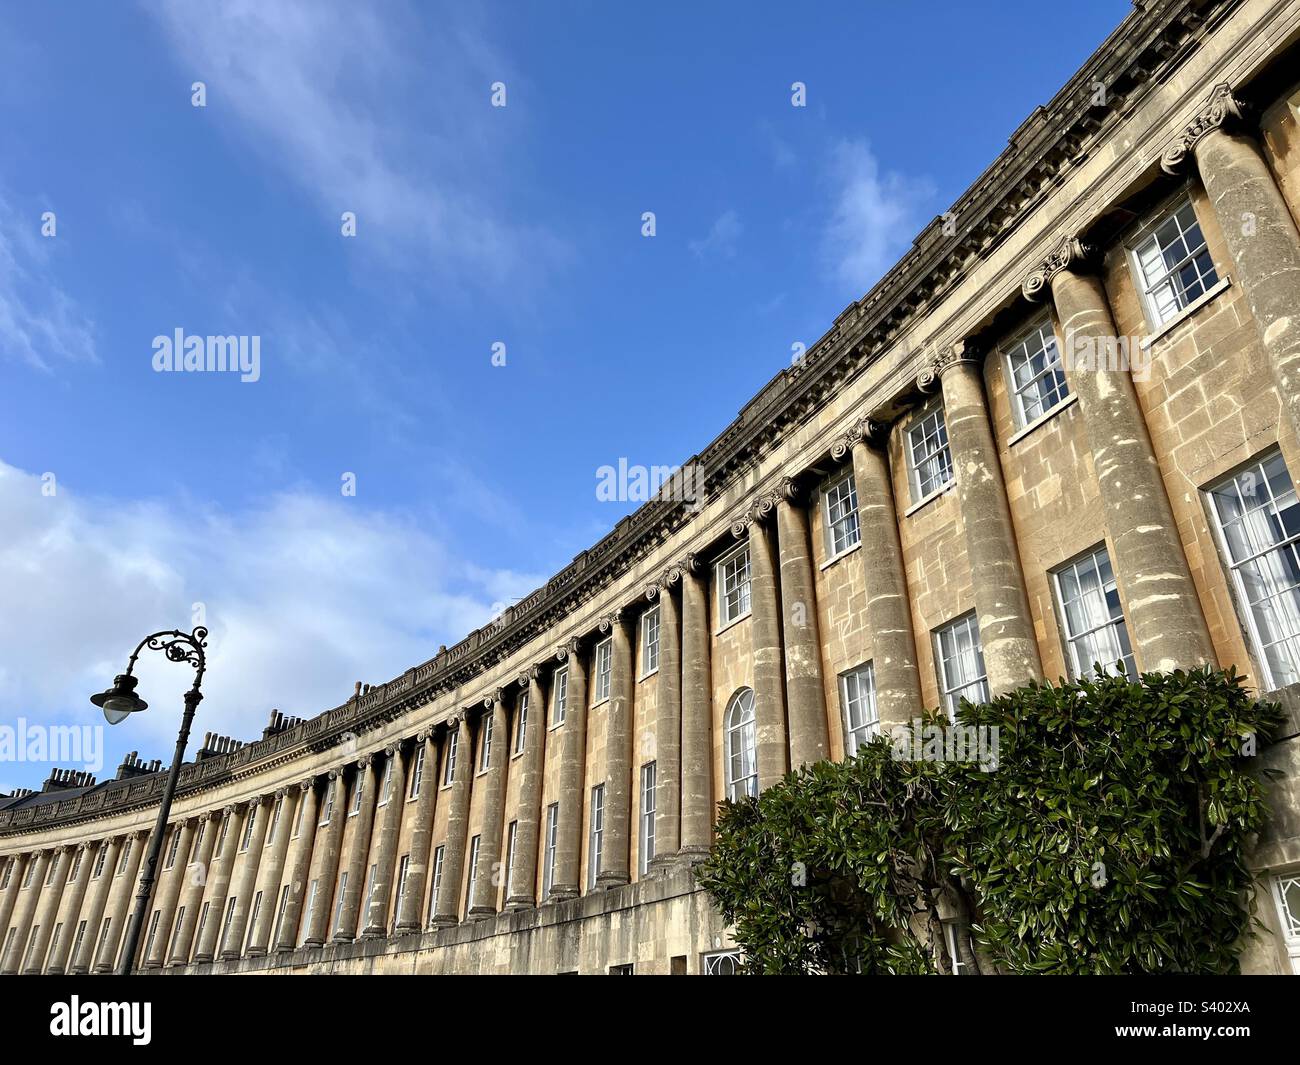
<box><xmin>0</xmin><ymin>460</ymin><xmax>541</xmax><ymax>786</ymax></box>
<box><xmin>145</xmin><ymin>0</ymin><xmax>566</xmax><ymax>289</ymax></box>
<box><xmin>821</xmin><ymin>139</ymin><xmax>934</xmax><ymax>293</ymax></box>
<box><xmin>689</xmin><ymin>210</ymin><xmax>742</xmax><ymax>260</ymax></box>
<box><xmin>0</xmin><ymin>194</ymin><xmax>96</xmax><ymax>370</ymax></box>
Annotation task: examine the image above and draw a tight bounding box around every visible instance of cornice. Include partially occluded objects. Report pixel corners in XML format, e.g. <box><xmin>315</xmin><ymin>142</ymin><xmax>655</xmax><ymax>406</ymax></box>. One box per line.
<box><xmin>0</xmin><ymin>0</ymin><xmax>1244</xmax><ymax>841</ymax></box>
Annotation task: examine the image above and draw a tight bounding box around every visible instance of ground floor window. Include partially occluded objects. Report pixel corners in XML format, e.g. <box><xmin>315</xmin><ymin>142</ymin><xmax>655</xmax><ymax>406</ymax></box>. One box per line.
<box><xmin>702</xmin><ymin>949</ymin><xmax>742</xmax><ymax>975</ymax></box>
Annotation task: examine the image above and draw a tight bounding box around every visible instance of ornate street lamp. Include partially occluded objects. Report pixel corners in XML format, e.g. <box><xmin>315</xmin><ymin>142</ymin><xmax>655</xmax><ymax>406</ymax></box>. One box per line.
<box><xmin>90</xmin><ymin>626</ymin><xmax>208</xmax><ymax>975</ymax></box>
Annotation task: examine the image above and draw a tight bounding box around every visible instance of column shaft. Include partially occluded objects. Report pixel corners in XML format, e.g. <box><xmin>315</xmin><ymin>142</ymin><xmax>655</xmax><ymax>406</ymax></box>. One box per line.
<box><xmin>332</xmin><ymin>760</ymin><xmax>378</xmax><ymax>942</ymax></box>
<box><xmin>2</xmin><ymin>851</ymin><xmax>50</xmax><ymax>973</ymax></box>
<box><xmin>1050</xmin><ymin>268</ymin><xmax>1215</xmax><ymax>671</ymax></box>
<box><xmin>169</xmin><ymin>814</ymin><xmax>218</xmax><ymax>965</ymax></box>
<box><xmin>363</xmin><ymin>746</ymin><xmax>409</xmax><ymax>934</ymax></box>
<box><xmin>469</xmin><ymin>699</ymin><xmax>509</xmax><ymax>916</ymax></box>
<box><xmin>193</xmin><ymin>805</ymin><xmax>246</xmax><ymax>961</ymax></box>
<box><xmin>432</xmin><ymin>717</ymin><xmax>473</xmax><ymax>925</ymax></box>
<box><xmin>597</xmin><ymin>613</ymin><xmax>634</xmax><ymax>887</ymax></box>
<box><xmin>303</xmin><ymin>772</ymin><xmax>346</xmax><ymax>946</ymax></box>
<box><xmin>275</xmin><ymin>779</ymin><xmax>320</xmax><ymax>951</ymax></box>
<box><xmin>0</xmin><ymin>854</ymin><xmax>27</xmax><ymax>947</ymax></box>
<box><xmin>506</xmin><ymin>673</ymin><xmax>545</xmax><ymax>910</ymax></box>
<box><xmin>748</xmin><ymin>516</ymin><xmax>789</xmax><ymax>789</ymax></box>
<box><xmin>145</xmin><ymin>820</ymin><xmax>196</xmax><ymax>968</ymax></box>
<box><xmin>23</xmin><ymin>847</ymin><xmax>71</xmax><ymax>973</ymax></box>
<box><xmin>777</xmin><ymin>490</ymin><xmax>830</xmax><ymax>766</ymax></box>
<box><xmin>938</xmin><ymin>355</ymin><xmax>1043</xmax><ymax>693</ymax></box>
<box><xmin>848</xmin><ymin>431</ymin><xmax>924</xmax><ymax>726</ymax></box>
<box><xmin>652</xmin><ymin>583</ymin><xmax>682</xmax><ymax>861</ymax></box>
<box><xmin>95</xmin><ymin>834</ymin><xmax>144</xmax><ymax>972</ymax></box>
<box><xmin>552</xmin><ymin>642</ymin><xmax>589</xmax><ymax>898</ymax></box>
<box><xmin>248</xmin><ymin>789</ymin><xmax>297</xmax><ymax>955</ymax></box>
<box><xmin>394</xmin><ymin>736</ymin><xmax>437</xmax><ymax>931</ymax></box>
<box><xmin>46</xmin><ymin>844</ymin><xmax>94</xmax><ymax>973</ymax></box>
<box><xmin>679</xmin><ymin>562</ymin><xmax>714</xmax><ymax>854</ymax></box>
<box><xmin>70</xmin><ymin>840</ymin><xmax>119</xmax><ymax>973</ymax></box>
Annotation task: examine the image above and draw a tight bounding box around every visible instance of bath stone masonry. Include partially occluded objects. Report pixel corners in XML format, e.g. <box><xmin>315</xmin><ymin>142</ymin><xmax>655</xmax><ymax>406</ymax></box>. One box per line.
<box><xmin>4</xmin><ymin>0</ymin><xmax>1300</xmax><ymax>975</ymax></box>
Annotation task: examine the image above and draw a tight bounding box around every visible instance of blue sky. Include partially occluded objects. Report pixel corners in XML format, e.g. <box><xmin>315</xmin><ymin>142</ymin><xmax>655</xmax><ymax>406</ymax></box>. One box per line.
<box><xmin>0</xmin><ymin>0</ymin><xmax>1128</xmax><ymax>789</ymax></box>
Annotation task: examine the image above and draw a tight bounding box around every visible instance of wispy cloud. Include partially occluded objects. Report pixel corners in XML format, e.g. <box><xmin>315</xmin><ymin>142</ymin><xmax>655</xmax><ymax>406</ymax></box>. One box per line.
<box><xmin>0</xmin><ymin>193</ymin><xmax>96</xmax><ymax>371</ymax></box>
<box><xmin>145</xmin><ymin>0</ymin><xmax>568</xmax><ymax>290</ymax></box>
<box><xmin>820</xmin><ymin>139</ymin><xmax>934</xmax><ymax>293</ymax></box>
<box><xmin>689</xmin><ymin>209</ymin><xmax>742</xmax><ymax>260</ymax></box>
<box><xmin>0</xmin><ymin>460</ymin><xmax>541</xmax><ymax>785</ymax></box>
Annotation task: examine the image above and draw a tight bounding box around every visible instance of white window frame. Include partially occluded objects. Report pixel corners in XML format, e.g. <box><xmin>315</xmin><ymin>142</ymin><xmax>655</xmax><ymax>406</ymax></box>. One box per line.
<box><xmin>703</xmin><ymin>949</ymin><xmax>743</xmax><ymax>975</ymax></box>
<box><xmin>907</xmin><ymin>402</ymin><xmax>954</xmax><ymax>503</ymax></box>
<box><xmin>303</xmin><ymin>882</ymin><xmax>318</xmax><ymax>943</ymax></box>
<box><xmin>640</xmin><ymin>606</ymin><xmax>660</xmax><ymax>678</ymax></box>
<box><xmin>1269</xmin><ymin>872</ymin><xmax>1300</xmax><ymax>975</ymax></box>
<box><xmin>272</xmin><ymin>884</ymin><xmax>291</xmax><ymax>948</ymax></box>
<box><xmin>239</xmin><ymin>806</ymin><xmax>256</xmax><ymax>852</ymax></box>
<box><xmin>409</xmin><ymin>744</ymin><xmax>425</xmax><ymax>800</ymax></box>
<box><xmin>588</xmin><ymin>784</ymin><xmax>605</xmax><ymax>890</ymax></box>
<box><xmin>725</xmin><ymin>688</ymin><xmax>758</xmax><ymax>800</ymax></box>
<box><xmin>514</xmin><ymin>692</ymin><xmax>529</xmax><ymax>756</ymax></box>
<box><xmin>465</xmin><ymin>836</ymin><xmax>481</xmax><ymax>916</ymax></box>
<box><xmin>349</xmin><ymin>771</ymin><xmax>364</xmax><ymax>816</ymax></box>
<box><xmin>1207</xmin><ymin>450</ymin><xmax>1300</xmax><ymax>690</ymax></box>
<box><xmin>716</xmin><ymin>543</ymin><xmax>752</xmax><ymax>628</ymax></box>
<box><xmin>1128</xmin><ymin>194</ymin><xmax>1220</xmax><ymax>330</ymax></box>
<box><xmin>822</xmin><ymin>469</ymin><xmax>861</xmax><ymax>560</ymax></box>
<box><xmin>378</xmin><ymin>758</ymin><xmax>394</xmax><ymax>806</ymax></box>
<box><xmin>839</xmin><ymin>663</ymin><xmax>879</xmax><ymax>753</ymax></box>
<box><xmin>442</xmin><ymin>730</ymin><xmax>459</xmax><ymax>788</ymax></box>
<box><xmin>292</xmin><ymin>790</ymin><xmax>307</xmax><ymax>839</ymax></box>
<box><xmin>319</xmin><ymin>779</ymin><xmax>335</xmax><ymax>826</ymax></box>
<box><xmin>393</xmin><ymin>855</ymin><xmax>410</xmax><ymax>930</ymax></box>
<box><xmin>551</xmin><ymin>667</ymin><xmax>569</xmax><ymax>728</ymax></box>
<box><xmin>245</xmin><ymin>890</ymin><xmax>263</xmax><ymax>953</ymax></box>
<box><xmin>332</xmin><ymin>872</ymin><xmax>349</xmax><ymax>934</ymax></box>
<box><xmin>479</xmin><ymin>713</ymin><xmax>493</xmax><ymax>774</ymax></box>
<box><xmin>639</xmin><ymin>762</ymin><xmax>656</xmax><ymax>876</ymax></box>
<box><xmin>1052</xmin><ymin>545</ymin><xmax>1136</xmax><ymax>679</ymax></box>
<box><xmin>268</xmin><ymin>794</ymin><xmax>284</xmax><ymax>844</ymax></box>
<box><xmin>429</xmin><ymin>846</ymin><xmax>446</xmax><ymax>923</ymax></box>
<box><xmin>934</xmin><ymin>612</ymin><xmax>990</xmax><ymax>719</ymax></box>
<box><xmin>593</xmin><ymin>638</ymin><xmax>613</xmax><ymax>705</ymax></box>
<box><xmin>504</xmin><ymin>821</ymin><xmax>518</xmax><ymax>899</ymax></box>
<box><xmin>543</xmin><ymin>803</ymin><xmax>559</xmax><ymax>898</ymax></box>
<box><xmin>1003</xmin><ymin>315</ymin><xmax>1070</xmax><ymax>429</ymax></box>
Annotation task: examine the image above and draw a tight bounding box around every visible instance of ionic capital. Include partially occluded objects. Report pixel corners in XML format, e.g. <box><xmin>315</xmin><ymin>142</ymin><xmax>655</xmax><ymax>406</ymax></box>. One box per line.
<box><xmin>730</xmin><ymin>489</ymin><xmax>779</xmax><ymax>539</ymax></box>
<box><xmin>918</xmin><ymin>337</ymin><xmax>981</xmax><ymax>393</ymax></box>
<box><xmin>298</xmin><ymin>778</ymin><xmax>315</xmax><ymax>793</ymax></box>
<box><xmin>1161</xmin><ymin>82</ymin><xmax>1247</xmax><ymax>176</ymax></box>
<box><xmin>830</xmin><ymin>414</ymin><xmax>889</xmax><ymax>460</ymax></box>
<box><xmin>1021</xmin><ymin>235</ymin><xmax>1095</xmax><ymax>302</ymax></box>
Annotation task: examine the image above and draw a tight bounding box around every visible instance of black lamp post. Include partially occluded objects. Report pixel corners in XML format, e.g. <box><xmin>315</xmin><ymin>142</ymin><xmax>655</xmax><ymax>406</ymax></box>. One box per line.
<box><xmin>91</xmin><ymin>626</ymin><xmax>208</xmax><ymax>975</ymax></box>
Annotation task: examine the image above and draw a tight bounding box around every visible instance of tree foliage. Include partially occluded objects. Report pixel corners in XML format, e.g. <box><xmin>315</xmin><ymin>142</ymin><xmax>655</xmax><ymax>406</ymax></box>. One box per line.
<box><xmin>698</xmin><ymin>667</ymin><xmax>1283</xmax><ymax>974</ymax></box>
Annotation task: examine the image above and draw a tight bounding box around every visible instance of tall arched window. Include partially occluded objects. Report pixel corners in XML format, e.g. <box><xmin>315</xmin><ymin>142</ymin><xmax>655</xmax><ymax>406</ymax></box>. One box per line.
<box><xmin>725</xmin><ymin>688</ymin><xmax>757</xmax><ymax>800</ymax></box>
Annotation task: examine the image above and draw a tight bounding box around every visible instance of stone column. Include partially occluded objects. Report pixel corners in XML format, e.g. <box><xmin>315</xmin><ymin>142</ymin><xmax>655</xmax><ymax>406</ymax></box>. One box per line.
<box><xmin>275</xmin><ymin>778</ymin><xmax>319</xmax><ymax>951</ymax></box>
<box><xmin>431</xmin><ymin>715</ymin><xmax>473</xmax><ymax>926</ymax></box>
<box><xmin>144</xmin><ymin>819</ymin><xmax>196</xmax><ymax>968</ymax></box>
<box><xmin>23</xmin><ymin>845</ymin><xmax>71</xmax><ymax>973</ymax></box>
<box><xmin>469</xmin><ymin>695</ymin><xmax>510</xmax><ymax>917</ymax></box>
<box><xmin>1166</xmin><ymin>84</ymin><xmax>1300</xmax><ymax>465</ymax></box>
<box><xmin>679</xmin><ymin>555</ymin><xmax>714</xmax><ymax>857</ymax></box>
<box><xmin>332</xmin><ymin>758</ymin><xmax>378</xmax><ymax>942</ymax></box>
<box><xmin>776</xmin><ymin>478</ymin><xmax>830</xmax><ymax>766</ymax></box>
<box><xmin>45</xmin><ymin>843</ymin><xmax>94</xmax><ymax>974</ymax></box>
<box><xmin>248</xmin><ymin>788</ymin><xmax>296</xmax><ymax>955</ymax></box>
<box><xmin>394</xmin><ymin>733</ymin><xmax>437</xmax><ymax>932</ymax></box>
<box><xmin>1024</xmin><ymin>239</ymin><xmax>1215</xmax><ymax>672</ymax></box>
<box><xmin>648</xmin><ymin>570</ymin><xmax>682</xmax><ymax>864</ymax></box>
<box><xmin>507</xmin><ymin>669</ymin><xmax>545</xmax><ymax>910</ymax></box>
<box><xmin>303</xmin><ymin>770</ymin><xmax>346</xmax><ymax>947</ymax></box>
<box><xmin>0</xmin><ymin>854</ymin><xmax>27</xmax><ymax>946</ymax></box>
<box><xmin>733</xmin><ymin>494</ymin><xmax>789</xmax><ymax>790</ymax></box>
<box><xmin>222</xmin><ymin>796</ymin><xmax>271</xmax><ymax>958</ymax></box>
<box><xmin>836</xmin><ymin>417</ymin><xmax>924</xmax><ymax>726</ymax></box>
<box><xmin>2</xmin><ymin>850</ymin><xmax>49</xmax><ymax>973</ymax></box>
<box><xmin>596</xmin><ymin>609</ymin><xmax>634</xmax><ymax>888</ymax></box>
<box><xmin>169</xmin><ymin>812</ymin><xmax>218</xmax><ymax>966</ymax></box>
<box><xmin>551</xmin><ymin>638</ymin><xmax>590</xmax><ymax>899</ymax></box>
<box><xmin>70</xmin><ymin>839</ymin><xmax>119</xmax><ymax>974</ymax></box>
<box><xmin>193</xmin><ymin>804</ymin><xmax>245</xmax><ymax>962</ymax></box>
<box><xmin>95</xmin><ymin>832</ymin><xmax>144</xmax><ymax>972</ymax></box>
<box><xmin>363</xmin><ymin>744</ymin><xmax>409</xmax><ymax>935</ymax></box>
<box><xmin>924</xmin><ymin>344</ymin><xmax>1043</xmax><ymax>694</ymax></box>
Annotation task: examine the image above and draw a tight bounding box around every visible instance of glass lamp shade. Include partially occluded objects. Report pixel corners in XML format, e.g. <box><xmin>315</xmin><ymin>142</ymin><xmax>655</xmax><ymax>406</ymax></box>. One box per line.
<box><xmin>91</xmin><ymin>674</ymin><xmax>148</xmax><ymax>724</ymax></box>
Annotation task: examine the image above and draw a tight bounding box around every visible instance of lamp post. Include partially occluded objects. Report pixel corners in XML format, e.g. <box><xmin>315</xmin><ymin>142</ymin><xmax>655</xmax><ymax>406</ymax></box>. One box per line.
<box><xmin>91</xmin><ymin>626</ymin><xmax>208</xmax><ymax>975</ymax></box>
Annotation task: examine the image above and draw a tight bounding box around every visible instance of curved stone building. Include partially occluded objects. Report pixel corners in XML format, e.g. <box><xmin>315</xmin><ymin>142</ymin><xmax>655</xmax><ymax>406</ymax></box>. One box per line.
<box><xmin>4</xmin><ymin>0</ymin><xmax>1300</xmax><ymax>975</ymax></box>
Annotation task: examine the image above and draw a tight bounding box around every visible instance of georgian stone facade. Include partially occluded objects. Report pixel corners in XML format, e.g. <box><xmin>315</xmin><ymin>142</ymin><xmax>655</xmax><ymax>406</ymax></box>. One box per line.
<box><xmin>4</xmin><ymin>0</ymin><xmax>1300</xmax><ymax>975</ymax></box>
